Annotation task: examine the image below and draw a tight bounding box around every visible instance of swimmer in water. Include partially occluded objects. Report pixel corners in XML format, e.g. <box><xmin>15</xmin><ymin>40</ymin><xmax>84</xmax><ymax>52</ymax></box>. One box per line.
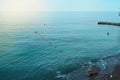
<box><xmin>107</xmin><ymin>32</ymin><xmax>109</xmax><ymax>36</ymax></box>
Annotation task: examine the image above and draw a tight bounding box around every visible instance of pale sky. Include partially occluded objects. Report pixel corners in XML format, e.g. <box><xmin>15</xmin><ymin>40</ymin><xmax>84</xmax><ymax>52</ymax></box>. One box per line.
<box><xmin>0</xmin><ymin>0</ymin><xmax>119</xmax><ymax>24</ymax></box>
<box><xmin>0</xmin><ymin>0</ymin><xmax>120</xmax><ymax>11</ymax></box>
<box><xmin>47</xmin><ymin>0</ymin><xmax>120</xmax><ymax>11</ymax></box>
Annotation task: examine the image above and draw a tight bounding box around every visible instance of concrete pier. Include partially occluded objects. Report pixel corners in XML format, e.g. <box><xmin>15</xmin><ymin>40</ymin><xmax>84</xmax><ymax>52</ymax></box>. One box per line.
<box><xmin>98</xmin><ymin>22</ymin><xmax>120</xmax><ymax>26</ymax></box>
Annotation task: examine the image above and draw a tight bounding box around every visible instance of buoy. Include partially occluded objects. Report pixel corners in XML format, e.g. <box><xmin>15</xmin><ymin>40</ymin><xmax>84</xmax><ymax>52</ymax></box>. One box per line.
<box><xmin>67</xmin><ymin>56</ymin><xmax>71</xmax><ymax>59</ymax></box>
<box><xmin>35</xmin><ymin>31</ymin><xmax>37</xmax><ymax>34</ymax></box>
<box><xmin>59</xmin><ymin>50</ymin><xmax>63</xmax><ymax>53</ymax></box>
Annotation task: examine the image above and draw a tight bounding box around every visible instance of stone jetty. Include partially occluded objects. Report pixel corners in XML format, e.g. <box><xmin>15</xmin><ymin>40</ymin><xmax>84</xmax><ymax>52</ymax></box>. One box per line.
<box><xmin>98</xmin><ymin>22</ymin><xmax>120</xmax><ymax>26</ymax></box>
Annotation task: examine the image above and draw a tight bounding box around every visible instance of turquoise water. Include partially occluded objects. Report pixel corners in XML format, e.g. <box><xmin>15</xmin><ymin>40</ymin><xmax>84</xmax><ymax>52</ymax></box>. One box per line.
<box><xmin>0</xmin><ymin>12</ymin><xmax>120</xmax><ymax>80</ymax></box>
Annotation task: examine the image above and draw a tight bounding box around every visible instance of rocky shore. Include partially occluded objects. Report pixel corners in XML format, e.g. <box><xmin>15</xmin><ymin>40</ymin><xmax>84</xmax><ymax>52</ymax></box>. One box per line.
<box><xmin>56</xmin><ymin>53</ymin><xmax>120</xmax><ymax>80</ymax></box>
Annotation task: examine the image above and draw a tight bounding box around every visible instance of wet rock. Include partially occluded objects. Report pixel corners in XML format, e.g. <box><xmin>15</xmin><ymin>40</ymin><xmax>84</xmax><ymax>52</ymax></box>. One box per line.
<box><xmin>107</xmin><ymin>64</ymin><xmax>120</xmax><ymax>80</ymax></box>
<box><xmin>96</xmin><ymin>59</ymin><xmax>107</xmax><ymax>70</ymax></box>
<box><xmin>56</xmin><ymin>71</ymin><xmax>69</xmax><ymax>80</ymax></box>
<box><xmin>87</xmin><ymin>65</ymin><xmax>100</xmax><ymax>77</ymax></box>
<box><xmin>91</xmin><ymin>58</ymin><xmax>99</xmax><ymax>63</ymax></box>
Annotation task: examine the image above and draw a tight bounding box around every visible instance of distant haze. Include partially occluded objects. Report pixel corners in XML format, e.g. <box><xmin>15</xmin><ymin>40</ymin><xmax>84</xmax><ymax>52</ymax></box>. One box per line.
<box><xmin>0</xmin><ymin>0</ymin><xmax>119</xmax><ymax>24</ymax></box>
<box><xmin>0</xmin><ymin>0</ymin><xmax>120</xmax><ymax>11</ymax></box>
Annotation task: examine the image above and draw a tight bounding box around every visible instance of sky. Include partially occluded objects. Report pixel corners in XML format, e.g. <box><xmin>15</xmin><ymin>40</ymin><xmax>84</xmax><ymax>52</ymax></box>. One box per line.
<box><xmin>0</xmin><ymin>0</ymin><xmax>120</xmax><ymax>11</ymax></box>
<box><xmin>0</xmin><ymin>0</ymin><xmax>120</xmax><ymax>24</ymax></box>
<box><xmin>48</xmin><ymin>0</ymin><xmax>120</xmax><ymax>11</ymax></box>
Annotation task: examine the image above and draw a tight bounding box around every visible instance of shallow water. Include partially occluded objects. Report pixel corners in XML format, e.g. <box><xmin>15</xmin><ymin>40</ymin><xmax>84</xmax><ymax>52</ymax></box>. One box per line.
<box><xmin>0</xmin><ymin>11</ymin><xmax>120</xmax><ymax>80</ymax></box>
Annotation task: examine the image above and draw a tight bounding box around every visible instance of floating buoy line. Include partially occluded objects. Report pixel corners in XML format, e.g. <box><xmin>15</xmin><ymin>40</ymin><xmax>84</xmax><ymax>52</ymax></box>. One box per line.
<box><xmin>34</xmin><ymin>24</ymin><xmax>86</xmax><ymax>66</ymax></box>
<box><xmin>34</xmin><ymin>24</ymin><xmax>64</xmax><ymax>57</ymax></box>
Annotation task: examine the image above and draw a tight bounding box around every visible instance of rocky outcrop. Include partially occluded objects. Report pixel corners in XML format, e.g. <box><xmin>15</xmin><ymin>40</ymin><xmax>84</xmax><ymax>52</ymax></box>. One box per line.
<box><xmin>87</xmin><ymin>65</ymin><xmax>100</xmax><ymax>77</ymax></box>
<box><xmin>106</xmin><ymin>64</ymin><xmax>120</xmax><ymax>80</ymax></box>
<box><xmin>55</xmin><ymin>53</ymin><xmax>120</xmax><ymax>80</ymax></box>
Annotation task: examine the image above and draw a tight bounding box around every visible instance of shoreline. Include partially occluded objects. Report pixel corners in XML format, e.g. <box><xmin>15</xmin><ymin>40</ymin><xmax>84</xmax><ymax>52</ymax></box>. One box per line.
<box><xmin>56</xmin><ymin>52</ymin><xmax>120</xmax><ymax>80</ymax></box>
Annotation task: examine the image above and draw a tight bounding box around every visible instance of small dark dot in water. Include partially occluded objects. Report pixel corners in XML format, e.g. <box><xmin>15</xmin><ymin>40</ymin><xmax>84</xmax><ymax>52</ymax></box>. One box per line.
<box><xmin>49</xmin><ymin>42</ymin><xmax>52</xmax><ymax>45</ymax></box>
<box><xmin>68</xmin><ymin>56</ymin><xmax>71</xmax><ymax>58</ymax></box>
<box><xmin>59</xmin><ymin>51</ymin><xmax>63</xmax><ymax>53</ymax></box>
<box><xmin>35</xmin><ymin>31</ymin><xmax>37</xmax><ymax>34</ymax></box>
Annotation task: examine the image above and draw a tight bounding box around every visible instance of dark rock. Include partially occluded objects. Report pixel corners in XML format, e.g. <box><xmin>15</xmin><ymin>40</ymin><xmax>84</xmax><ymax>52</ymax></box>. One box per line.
<box><xmin>107</xmin><ymin>64</ymin><xmax>120</xmax><ymax>80</ymax></box>
<box><xmin>87</xmin><ymin>65</ymin><xmax>100</xmax><ymax>77</ymax></box>
<box><xmin>91</xmin><ymin>58</ymin><xmax>99</xmax><ymax>63</ymax></box>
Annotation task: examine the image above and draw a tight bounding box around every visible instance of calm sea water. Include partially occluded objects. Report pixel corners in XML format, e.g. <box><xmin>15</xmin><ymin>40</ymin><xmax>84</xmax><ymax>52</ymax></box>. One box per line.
<box><xmin>0</xmin><ymin>12</ymin><xmax>120</xmax><ymax>80</ymax></box>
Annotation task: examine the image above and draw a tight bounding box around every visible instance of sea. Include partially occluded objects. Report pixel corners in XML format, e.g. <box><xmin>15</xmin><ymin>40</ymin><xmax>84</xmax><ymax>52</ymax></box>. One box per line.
<box><xmin>0</xmin><ymin>11</ymin><xmax>120</xmax><ymax>80</ymax></box>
